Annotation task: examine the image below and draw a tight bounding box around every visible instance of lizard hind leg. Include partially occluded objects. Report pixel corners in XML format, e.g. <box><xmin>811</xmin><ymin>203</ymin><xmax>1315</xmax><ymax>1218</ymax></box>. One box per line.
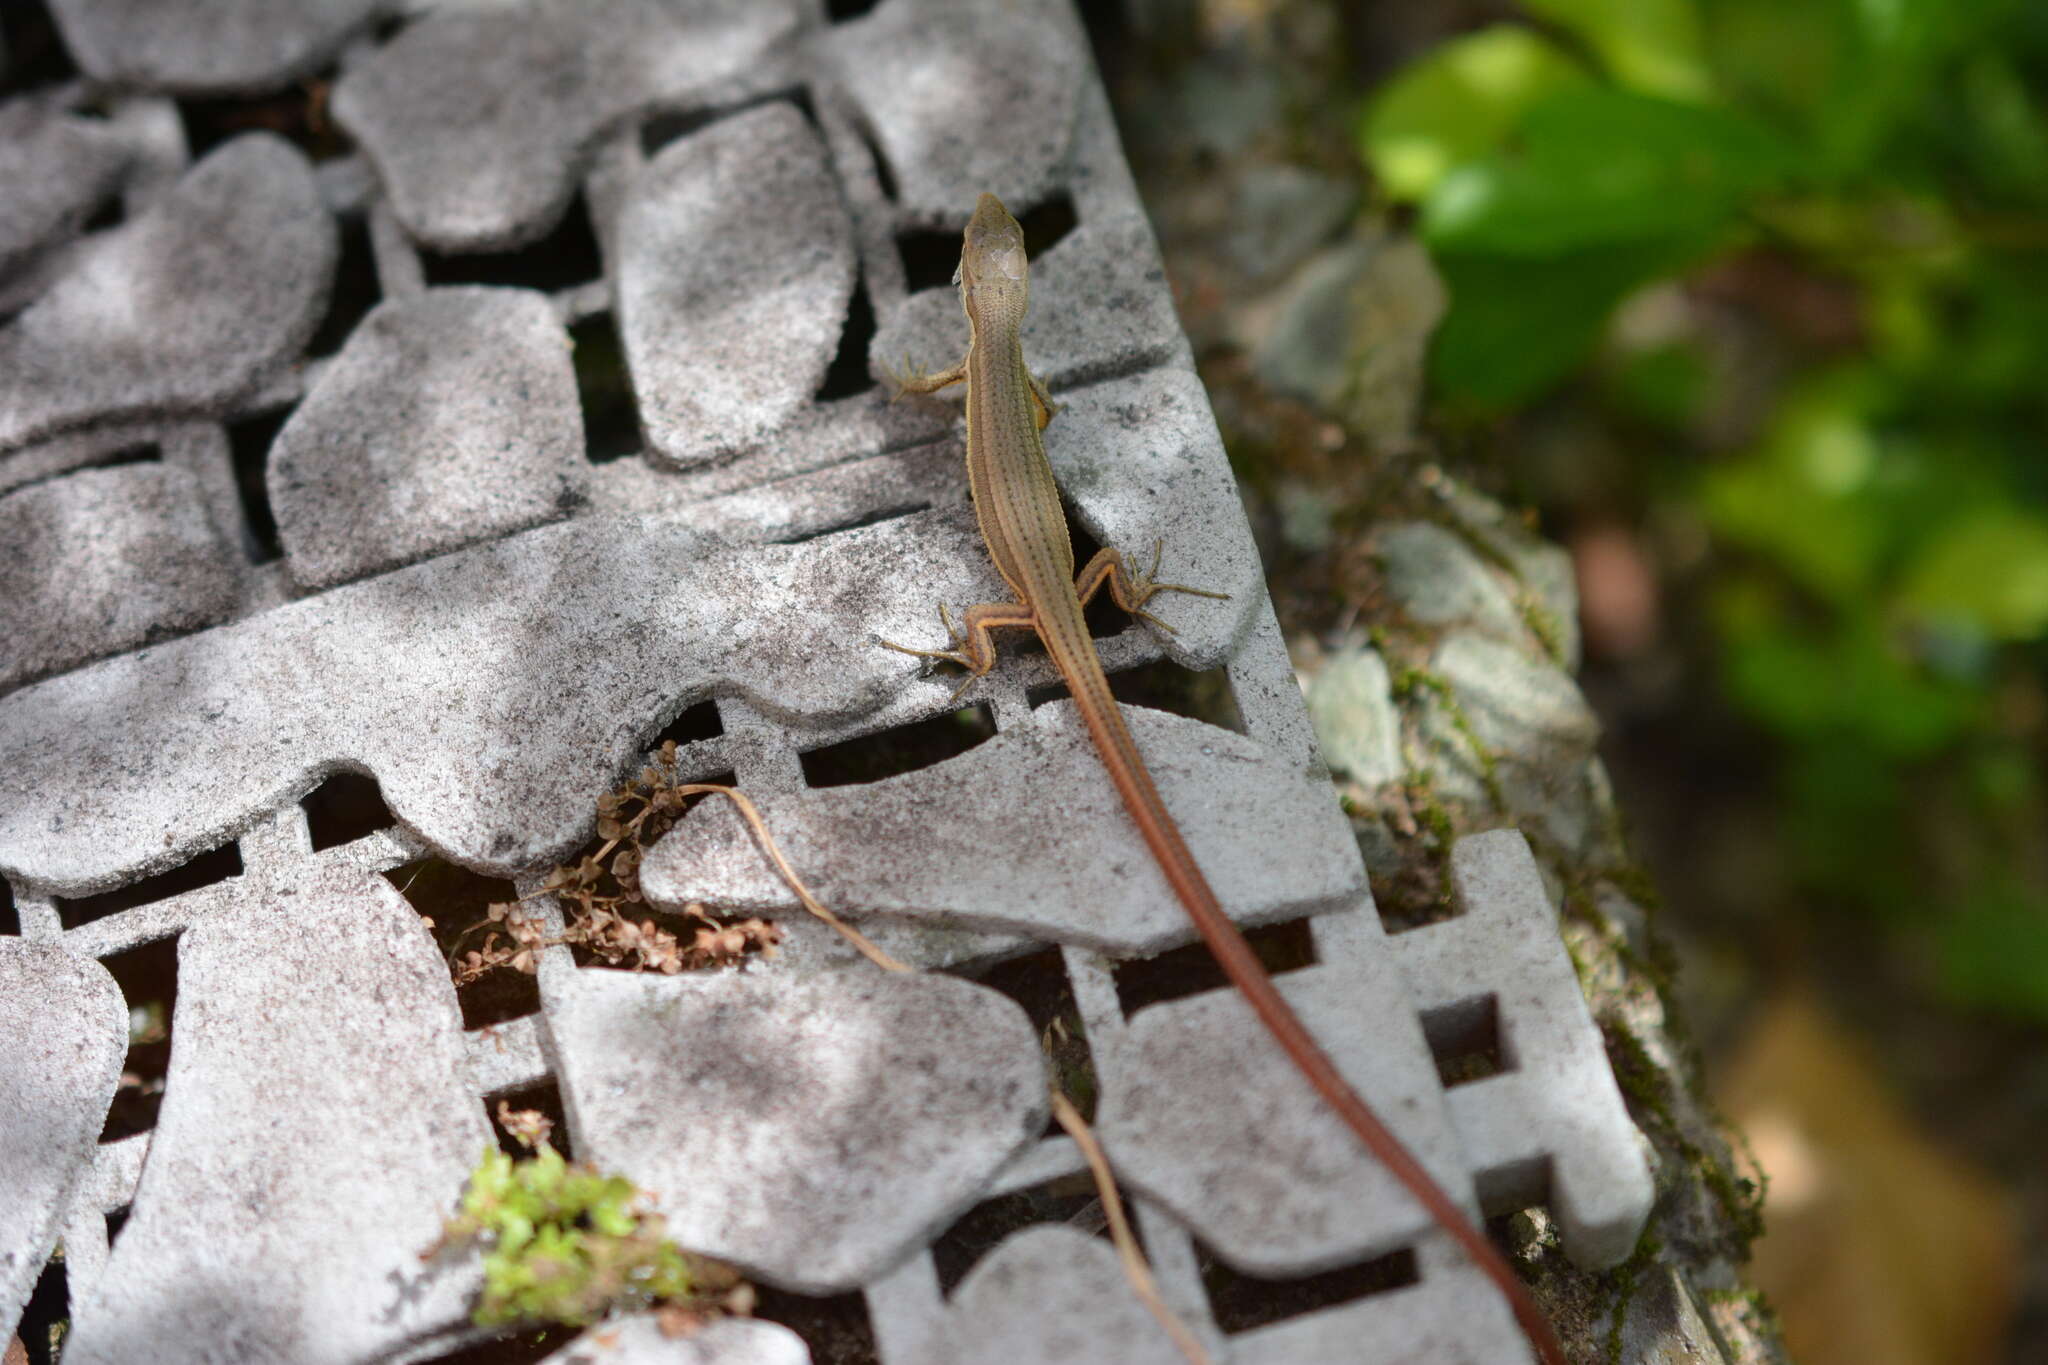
<box><xmin>877</xmin><ymin>600</ymin><xmax>1035</xmax><ymax>702</ymax></box>
<box><xmin>1075</xmin><ymin>540</ymin><xmax>1230</xmax><ymax>635</ymax></box>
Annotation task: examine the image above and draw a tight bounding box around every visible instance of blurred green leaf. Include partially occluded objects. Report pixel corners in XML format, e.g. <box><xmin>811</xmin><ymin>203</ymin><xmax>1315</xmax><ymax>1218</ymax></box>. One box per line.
<box><xmin>1421</xmin><ymin>87</ymin><xmax>1793</xmax><ymax>255</ymax></box>
<box><xmin>1360</xmin><ymin>25</ymin><xmax>1591</xmax><ymax>203</ymax></box>
<box><xmin>1900</xmin><ymin>509</ymin><xmax>2048</xmax><ymax>639</ymax></box>
<box><xmin>1521</xmin><ymin>0</ymin><xmax>1715</xmax><ymax>100</ymax></box>
<box><xmin>1936</xmin><ymin>888</ymin><xmax>2048</xmax><ymax>1018</ymax></box>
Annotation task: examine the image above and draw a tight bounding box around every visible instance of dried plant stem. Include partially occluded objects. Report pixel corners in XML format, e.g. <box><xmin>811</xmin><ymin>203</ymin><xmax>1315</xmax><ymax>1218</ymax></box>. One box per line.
<box><xmin>1049</xmin><ymin>1091</ymin><xmax>1213</xmax><ymax>1365</ymax></box>
<box><xmin>673</xmin><ymin>784</ymin><xmax>909</xmax><ymax>974</ymax></box>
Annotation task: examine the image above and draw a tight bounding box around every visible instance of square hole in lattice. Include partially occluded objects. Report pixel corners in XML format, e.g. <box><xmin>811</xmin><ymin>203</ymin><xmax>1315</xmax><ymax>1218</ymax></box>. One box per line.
<box><xmin>653</xmin><ymin>698</ymin><xmax>724</xmax><ymax>750</ymax></box>
<box><xmin>752</xmin><ymin>1283</ymin><xmax>878</xmax><ymax>1365</ymax></box>
<box><xmin>104</xmin><ymin>1204</ymin><xmax>130</xmax><ymax>1251</ymax></box>
<box><xmin>568</xmin><ymin>312</ymin><xmax>641</xmax><ymax>463</ymax></box>
<box><xmin>930</xmin><ymin>1172</ymin><xmax>1111</xmax><ymax>1297</ymax></box>
<box><xmin>826</xmin><ymin>0</ymin><xmax>884</xmax><ymax>23</ymax></box>
<box><xmin>56</xmin><ymin>841</ymin><xmax>242</xmax><ymax>930</ymax></box>
<box><xmin>406</xmin><ymin>1323</ymin><xmax>572</xmax><ymax>1365</ymax></box>
<box><xmin>226</xmin><ymin>406</ymin><xmax>289</xmax><ymax>562</ymax></box>
<box><xmin>1418</xmin><ymin>992</ymin><xmax>1510</xmax><ymax>1089</ymax></box>
<box><xmin>490</xmin><ymin>1078</ymin><xmax>573</xmax><ymax>1161</ymax></box>
<box><xmin>306</xmin><ymin>212</ymin><xmax>380</xmax><ymax>358</ymax></box>
<box><xmin>0</xmin><ymin>0</ymin><xmax>78</xmax><ymax>98</ymax></box>
<box><xmin>420</xmin><ymin>194</ymin><xmax>603</xmax><ymax>294</ymax></box>
<box><xmin>1199</xmin><ymin>1241</ymin><xmax>1419</xmax><ymax>1334</ymax></box>
<box><xmin>99</xmin><ymin>932</ymin><xmax>179</xmax><ymax>1142</ymax></box>
<box><xmin>301</xmin><ymin>769</ymin><xmax>395</xmax><ymax>851</ymax></box>
<box><xmin>816</xmin><ymin>267</ymin><xmax>879</xmax><ymax>401</ymax></box>
<box><xmin>799</xmin><ymin>704</ymin><xmax>994</xmax><ymax>788</ymax></box>
<box><xmin>1028</xmin><ymin>655</ymin><xmax>1245</xmax><ymax>736</ymax></box>
<box><xmin>384</xmin><ymin>856</ymin><xmax>534</xmax><ymax>1030</ymax></box>
<box><xmin>1113</xmin><ymin>915</ymin><xmax>1316</xmax><ymax>1017</ymax></box>
<box><xmin>898</xmin><ymin>190</ymin><xmax>1077</xmax><ymax>294</ymax></box>
<box><xmin>1477</xmin><ymin>1158</ymin><xmax>1554</xmax><ymax>1219</ymax></box>
<box><xmin>15</xmin><ymin>1247</ymin><xmax>68</xmax><ymax>1365</ymax></box>
<box><xmin>1</xmin><ymin>878</ymin><xmax>16</xmax><ymax>936</ymax></box>
<box><xmin>179</xmin><ymin>80</ymin><xmax>353</xmax><ymax>162</ymax></box>
<box><xmin>957</xmin><ymin>945</ymin><xmax>1092</xmax><ymax>1130</ymax></box>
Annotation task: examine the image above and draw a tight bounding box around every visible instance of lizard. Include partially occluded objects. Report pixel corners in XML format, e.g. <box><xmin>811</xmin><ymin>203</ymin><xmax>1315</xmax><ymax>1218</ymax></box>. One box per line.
<box><xmin>882</xmin><ymin>193</ymin><xmax>1566</xmax><ymax>1365</ymax></box>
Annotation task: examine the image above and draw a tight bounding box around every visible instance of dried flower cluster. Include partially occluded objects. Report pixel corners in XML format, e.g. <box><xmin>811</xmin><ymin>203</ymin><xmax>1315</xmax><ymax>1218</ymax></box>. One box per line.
<box><xmin>450</xmin><ymin>741</ymin><xmax>783</xmax><ymax>984</ymax></box>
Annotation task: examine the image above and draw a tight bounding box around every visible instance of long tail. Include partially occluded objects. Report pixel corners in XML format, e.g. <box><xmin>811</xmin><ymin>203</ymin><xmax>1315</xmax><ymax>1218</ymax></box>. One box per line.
<box><xmin>1048</xmin><ymin>633</ymin><xmax>1567</xmax><ymax>1365</ymax></box>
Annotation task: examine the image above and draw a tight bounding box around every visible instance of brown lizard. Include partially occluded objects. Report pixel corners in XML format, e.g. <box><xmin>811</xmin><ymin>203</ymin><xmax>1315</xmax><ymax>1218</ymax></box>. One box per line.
<box><xmin>883</xmin><ymin>193</ymin><xmax>1566</xmax><ymax>1365</ymax></box>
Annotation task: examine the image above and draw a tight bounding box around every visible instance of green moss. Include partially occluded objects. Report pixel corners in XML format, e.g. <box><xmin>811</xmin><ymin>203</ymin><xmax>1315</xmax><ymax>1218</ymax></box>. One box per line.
<box><xmin>1598</xmin><ymin>1229</ymin><xmax>1664</xmax><ymax>1365</ymax></box>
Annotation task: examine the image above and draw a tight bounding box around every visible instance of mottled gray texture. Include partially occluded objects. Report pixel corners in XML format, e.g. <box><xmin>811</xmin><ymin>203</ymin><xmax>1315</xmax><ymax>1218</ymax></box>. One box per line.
<box><xmin>1387</xmin><ymin>832</ymin><xmax>1654</xmax><ymax>1269</ymax></box>
<box><xmin>332</xmin><ymin>0</ymin><xmax>802</xmax><ymax>251</ymax></box>
<box><xmin>0</xmin><ymin>511</ymin><xmax>1008</xmax><ymax>894</ymax></box>
<box><xmin>1096</xmin><ymin>960</ymin><xmax>1473</xmax><ymax>1276</ymax></box>
<box><xmin>1305</xmin><ymin>646</ymin><xmax>1405</xmax><ymax>787</ymax></box>
<box><xmin>270</xmin><ymin>287</ymin><xmax>588</xmax><ymax>590</ymax></box>
<box><xmin>874</xmin><ymin>210</ymin><xmax>1182</xmax><ymax>392</ymax></box>
<box><xmin>827</xmin><ymin>0</ymin><xmax>1084</xmax><ymax>223</ymax></box>
<box><xmin>618</xmin><ymin>103</ymin><xmax>855</xmax><ymax>469</ymax></box>
<box><xmin>644</xmin><ymin>701</ymin><xmax>1360</xmax><ymax>954</ymax></box>
<box><xmin>0</xmin><ymin>942</ymin><xmax>126</xmax><ymax>1343</ymax></box>
<box><xmin>541</xmin><ymin>1315</ymin><xmax>813</xmax><ymax>1365</ymax></box>
<box><xmin>0</xmin><ymin>134</ymin><xmax>335</xmax><ymax>452</ymax></box>
<box><xmin>1225</xmin><ymin>164</ymin><xmax>1356</xmax><ymax>283</ymax></box>
<box><xmin>61</xmin><ymin>864</ymin><xmax>488</xmax><ymax>1364</ymax></box>
<box><xmin>0</xmin><ymin>103</ymin><xmax>131</xmax><ymax>281</ymax></box>
<box><xmin>49</xmin><ymin>0</ymin><xmax>386</xmax><ymax>93</ymax></box>
<box><xmin>904</xmin><ymin>1228</ymin><xmax>1190</xmax><ymax>1365</ymax></box>
<box><xmin>1431</xmin><ymin>478</ymin><xmax>1582</xmax><ymax>670</ymax></box>
<box><xmin>548</xmin><ymin>966</ymin><xmax>1044</xmax><ymax>1294</ymax></box>
<box><xmin>1378</xmin><ymin>522</ymin><xmax>1524</xmax><ymax>643</ymax></box>
<box><xmin>0</xmin><ymin>463</ymin><xmax>241</xmax><ymax>692</ymax></box>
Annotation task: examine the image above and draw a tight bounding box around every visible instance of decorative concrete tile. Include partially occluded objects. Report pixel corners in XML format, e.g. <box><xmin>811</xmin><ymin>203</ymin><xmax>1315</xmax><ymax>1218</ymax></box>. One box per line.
<box><xmin>1094</xmin><ymin>961</ymin><xmax>1473</xmax><ymax>1277</ymax></box>
<box><xmin>617</xmin><ymin>103</ymin><xmax>855</xmax><ymax>469</ymax></box>
<box><xmin>0</xmin><ymin>102</ymin><xmax>131</xmax><ymax>282</ymax></box>
<box><xmin>826</xmin><ymin>0</ymin><xmax>1084</xmax><ymax>223</ymax></box>
<box><xmin>0</xmin><ymin>463</ymin><xmax>241</xmax><ymax>693</ymax></box>
<box><xmin>332</xmin><ymin>0</ymin><xmax>803</xmax><ymax>251</ymax></box>
<box><xmin>0</xmin><ymin>134</ymin><xmax>335</xmax><ymax>453</ymax></box>
<box><xmin>541</xmin><ymin>1315</ymin><xmax>813</xmax><ymax>1364</ymax></box>
<box><xmin>904</xmin><ymin>1227</ymin><xmax>1189</xmax><ymax>1365</ymax></box>
<box><xmin>641</xmin><ymin>701</ymin><xmax>1361</xmax><ymax>955</ymax></box>
<box><xmin>61</xmin><ymin>863</ymin><xmax>489</xmax><ymax>1363</ymax></box>
<box><xmin>548</xmin><ymin>966</ymin><xmax>1044</xmax><ymax>1294</ymax></box>
<box><xmin>49</xmin><ymin>0</ymin><xmax>387</xmax><ymax>94</ymax></box>
<box><xmin>271</xmin><ymin>286</ymin><xmax>588</xmax><ymax>590</ymax></box>
<box><xmin>1226</xmin><ymin>1245</ymin><xmax>1531</xmax><ymax>1365</ymax></box>
<box><xmin>0</xmin><ymin>511</ymin><xmax>999</xmax><ymax>895</ymax></box>
<box><xmin>0</xmin><ymin>942</ymin><xmax>126</xmax><ymax>1341</ymax></box>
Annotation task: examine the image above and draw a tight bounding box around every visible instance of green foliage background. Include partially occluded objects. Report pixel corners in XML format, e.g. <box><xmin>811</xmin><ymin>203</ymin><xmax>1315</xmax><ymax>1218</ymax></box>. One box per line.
<box><xmin>1360</xmin><ymin>0</ymin><xmax>2048</xmax><ymax>1018</ymax></box>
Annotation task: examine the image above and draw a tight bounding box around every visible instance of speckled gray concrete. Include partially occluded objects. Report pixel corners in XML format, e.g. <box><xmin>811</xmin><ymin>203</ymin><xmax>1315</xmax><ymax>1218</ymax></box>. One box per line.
<box><xmin>0</xmin><ymin>942</ymin><xmax>125</xmax><ymax>1344</ymax></box>
<box><xmin>0</xmin><ymin>102</ymin><xmax>131</xmax><ymax>281</ymax></box>
<box><xmin>270</xmin><ymin>287</ymin><xmax>588</xmax><ymax>590</ymax></box>
<box><xmin>49</xmin><ymin>0</ymin><xmax>387</xmax><ymax>93</ymax></box>
<box><xmin>1384</xmin><ymin>831</ymin><xmax>1654</xmax><ymax>1268</ymax></box>
<box><xmin>901</xmin><ymin>1228</ymin><xmax>1189</xmax><ymax>1365</ymax></box>
<box><xmin>643</xmin><ymin>701</ymin><xmax>1361</xmax><ymax>954</ymax></box>
<box><xmin>826</xmin><ymin>0</ymin><xmax>1084</xmax><ymax>223</ymax></box>
<box><xmin>547</xmin><ymin>966</ymin><xmax>1044</xmax><ymax>1294</ymax></box>
<box><xmin>61</xmin><ymin>864</ymin><xmax>488</xmax><ymax>1364</ymax></box>
<box><xmin>541</xmin><ymin>1315</ymin><xmax>813</xmax><ymax>1365</ymax></box>
<box><xmin>0</xmin><ymin>463</ymin><xmax>240</xmax><ymax>692</ymax></box>
<box><xmin>1094</xmin><ymin>958</ymin><xmax>1474</xmax><ymax>1277</ymax></box>
<box><xmin>618</xmin><ymin>104</ymin><xmax>856</xmax><ymax>469</ymax></box>
<box><xmin>0</xmin><ymin>134</ymin><xmax>334</xmax><ymax>453</ymax></box>
<box><xmin>332</xmin><ymin>0</ymin><xmax>802</xmax><ymax>251</ymax></box>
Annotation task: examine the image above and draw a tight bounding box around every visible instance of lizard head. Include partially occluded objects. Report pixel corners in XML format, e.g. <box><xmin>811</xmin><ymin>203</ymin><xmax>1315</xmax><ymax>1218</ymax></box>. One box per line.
<box><xmin>956</xmin><ymin>192</ymin><xmax>1030</xmax><ymax>325</ymax></box>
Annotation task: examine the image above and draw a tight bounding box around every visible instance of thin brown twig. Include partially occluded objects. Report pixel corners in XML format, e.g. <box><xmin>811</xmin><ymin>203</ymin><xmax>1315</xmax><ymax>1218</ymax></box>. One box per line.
<box><xmin>1049</xmin><ymin>1091</ymin><xmax>1213</xmax><ymax>1365</ymax></box>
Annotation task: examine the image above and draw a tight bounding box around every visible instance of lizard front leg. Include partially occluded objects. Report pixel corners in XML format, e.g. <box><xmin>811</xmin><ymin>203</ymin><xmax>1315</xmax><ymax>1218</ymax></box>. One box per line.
<box><xmin>1074</xmin><ymin>540</ymin><xmax>1229</xmax><ymax>635</ymax></box>
<box><xmin>878</xmin><ymin>600</ymin><xmax>1039</xmax><ymax>702</ymax></box>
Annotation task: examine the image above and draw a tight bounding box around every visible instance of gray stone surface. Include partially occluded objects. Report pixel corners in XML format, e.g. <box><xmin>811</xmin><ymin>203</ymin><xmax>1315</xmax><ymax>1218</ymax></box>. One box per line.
<box><xmin>1386</xmin><ymin>831</ymin><xmax>1654</xmax><ymax>1268</ymax></box>
<box><xmin>1431</xmin><ymin>477</ymin><xmax>1582</xmax><ymax>669</ymax></box>
<box><xmin>644</xmin><ymin>700</ymin><xmax>1361</xmax><ymax>954</ymax></box>
<box><xmin>618</xmin><ymin>103</ymin><xmax>856</xmax><ymax>469</ymax></box>
<box><xmin>826</xmin><ymin>0</ymin><xmax>1084</xmax><ymax>224</ymax></box>
<box><xmin>332</xmin><ymin>0</ymin><xmax>802</xmax><ymax>251</ymax></box>
<box><xmin>904</xmin><ymin>1227</ymin><xmax>1189</xmax><ymax>1365</ymax></box>
<box><xmin>0</xmin><ymin>134</ymin><xmax>335</xmax><ymax>453</ymax></box>
<box><xmin>0</xmin><ymin>463</ymin><xmax>241</xmax><ymax>693</ymax></box>
<box><xmin>270</xmin><ymin>286</ymin><xmax>588</xmax><ymax>590</ymax></box>
<box><xmin>541</xmin><ymin>1315</ymin><xmax>813</xmax><ymax>1365</ymax></box>
<box><xmin>61</xmin><ymin>863</ymin><xmax>488</xmax><ymax>1364</ymax></box>
<box><xmin>548</xmin><ymin>966</ymin><xmax>1044</xmax><ymax>1294</ymax></box>
<box><xmin>1096</xmin><ymin>960</ymin><xmax>1474</xmax><ymax>1276</ymax></box>
<box><xmin>0</xmin><ymin>102</ymin><xmax>131</xmax><ymax>282</ymax></box>
<box><xmin>0</xmin><ymin>511</ymin><xmax>1006</xmax><ymax>894</ymax></box>
<box><xmin>0</xmin><ymin>942</ymin><xmax>126</xmax><ymax>1343</ymax></box>
<box><xmin>1378</xmin><ymin>522</ymin><xmax>1524</xmax><ymax>643</ymax></box>
<box><xmin>1305</xmin><ymin>645</ymin><xmax>1405</xmax><ymax>787</ymax></box>
<box><xmin>49</xmin><ymin>0</ymin><xmax>386</xmax><ymax>94</ymax></box>
<box><xmin>1225</xmin><ymin>164</ymin><xmax>1356</xmax><ymax>283</ymax></box>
